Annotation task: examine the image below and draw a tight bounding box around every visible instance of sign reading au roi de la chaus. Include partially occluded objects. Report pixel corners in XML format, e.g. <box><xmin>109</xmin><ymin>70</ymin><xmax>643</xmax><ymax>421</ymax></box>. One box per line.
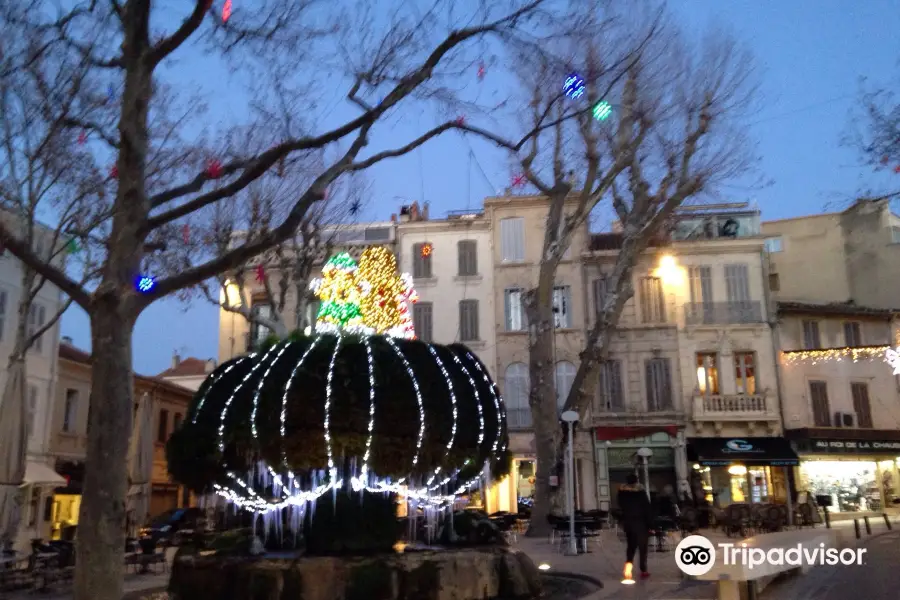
<box><xmin>805</xmin><ymin>439</ymin><xmax>900</xmax><ymax>453</ymax></box>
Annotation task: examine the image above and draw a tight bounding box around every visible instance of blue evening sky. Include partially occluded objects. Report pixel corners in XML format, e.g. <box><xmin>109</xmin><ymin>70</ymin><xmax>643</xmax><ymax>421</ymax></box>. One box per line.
<box><xmin>59</xmin><ymin>1</ymin><xmax>900</xmax><ymax>375</ymax></box>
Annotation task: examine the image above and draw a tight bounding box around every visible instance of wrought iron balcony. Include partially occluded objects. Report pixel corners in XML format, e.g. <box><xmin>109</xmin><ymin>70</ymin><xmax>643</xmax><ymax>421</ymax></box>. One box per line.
<box><xmin>692</xmin><ymin>393</ymin><xmax>778</xmax><ymax>421</ymax></box>
<box><xmin>506</xmin><ymin>408</ymin><xmax>533</xmax><ymax>429</ymax></box>
<box><xmin>684</xmin><ymin>301</ymin><xmax>763</xmax><ymax>325</ymax></box>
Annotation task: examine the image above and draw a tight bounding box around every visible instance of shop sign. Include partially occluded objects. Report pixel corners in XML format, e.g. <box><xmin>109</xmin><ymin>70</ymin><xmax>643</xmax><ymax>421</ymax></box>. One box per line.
<box><xmin>722</xmin><ymin>439</ymin><xmax>767</xmax><ymax>455</ymax></box>
<box><xmin>809</xmin><ymin>439</ymin><xmax>900</xmax><ymax>453</ymax></box>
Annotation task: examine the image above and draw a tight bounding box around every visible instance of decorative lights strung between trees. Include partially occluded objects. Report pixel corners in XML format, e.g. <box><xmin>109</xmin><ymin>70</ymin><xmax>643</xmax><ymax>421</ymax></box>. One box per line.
<box><xmin>781</xmin><ymin>345</ymin><xmax>891</xmax><ymax>365</ymax></box>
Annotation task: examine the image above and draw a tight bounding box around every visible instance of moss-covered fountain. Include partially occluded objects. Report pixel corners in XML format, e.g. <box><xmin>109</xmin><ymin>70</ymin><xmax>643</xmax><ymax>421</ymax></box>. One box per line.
<box><xmin>165</xmin><ymin>248</ymin><xmax>542</xmax><ymax>600</ymax></box>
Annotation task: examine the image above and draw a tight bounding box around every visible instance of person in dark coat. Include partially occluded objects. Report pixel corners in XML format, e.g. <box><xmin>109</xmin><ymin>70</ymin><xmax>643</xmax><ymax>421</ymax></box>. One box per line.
<box><xmin>617</xmin><ymin>473</ymin><xmax>652</xmax><ymax>578</ymax></box>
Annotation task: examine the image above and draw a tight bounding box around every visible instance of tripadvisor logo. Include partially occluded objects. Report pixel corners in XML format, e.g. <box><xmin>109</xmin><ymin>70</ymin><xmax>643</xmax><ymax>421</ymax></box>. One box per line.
<box><xmin>675</xmin><ymin>535</ymin><xmax>866</xmax><ymax>576</ymax></box>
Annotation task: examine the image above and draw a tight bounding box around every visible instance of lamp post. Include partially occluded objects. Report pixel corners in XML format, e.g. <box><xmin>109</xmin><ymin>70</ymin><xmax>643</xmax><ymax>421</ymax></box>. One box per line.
<box><xmin>636</xmin><ymin>447</ymin><xmax>653</xmax><ymax>501</ymax></box>
<box><xmin>561</xmin><ymin>410</ymin><xmax>579</xmax><ymax>556</ymax></box>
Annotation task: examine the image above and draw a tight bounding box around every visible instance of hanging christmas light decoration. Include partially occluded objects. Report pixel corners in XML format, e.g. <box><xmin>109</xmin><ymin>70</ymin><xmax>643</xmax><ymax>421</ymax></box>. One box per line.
<box><xmin>109</xmin><ymin>165</ymin><xmax>118</xmax><ymax>179</ymax></box>
<box><xmin>77</xmin><ymin>131</ymin><xmax>87</xmax><ymax>145</ymax></box>
<box><xmin>593</xmin><ymin>100</ymin><xmax>613</xmax><ymax>121</ymax></box>
<box><xmin>511</xmin><ymin>173</ymin><xmax>527</xmax><ymax>188</ymax></box>
<box><xmin>420</xmin><ymin>242</ymin><xmax>433</xmax><ymax>258</ymax></box>
<box><xmin>135</xmin><ymin>274</ymin><xmax>156</xmax><ymax>293</ymax></box>
<box><xmin>563</xmin><ymin>72</ymin><xmax>585</xmax><ymax>99</ymax></box>
<box><xmin>206</xmin><ymin>159</ymin><xmax>223</xmax><ymax>178</ymax></box>
<box><xmin>255</xmin><ymin>264</ymin><xmax>266</xmax><ymax>283</ymax></box>
<box><xmin>182</xmin><ymin>224</ymin><xmax>190</xmax><ymax>244</ymax></box>
<box><xmin>222</xmin><ymin>0</ymin><xmax>232</xmax><ymax>22</ymax></box>
<box><xmin>781</xmin><ymin>345</ymin><xmax>891</xmax><ymax>365</ymax></box>
<box><xmin>477</xmin><ymin>61</ymin><xmax>486</xmax><ymax>80</ymax></box>
<box><xmin>65</xmin><ymin>238</ymin><xmax>80</xmax><ymax>254</ymax></box>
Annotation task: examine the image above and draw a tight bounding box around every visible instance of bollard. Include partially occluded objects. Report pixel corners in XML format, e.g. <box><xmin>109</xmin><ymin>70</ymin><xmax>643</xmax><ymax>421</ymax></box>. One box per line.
<box><xmin>864</xmin><ymin>516</ymin><xmax>871</xmax><ymax>535</ymax></box>
<box><xmin>854</xmin><ymin>518</ymin><xmax>861</xmax><ymax>539</ymax></box>
<box><xmin>884</xmin><ymin>513</ymin><xmax>893</xmax><ymax>530</ymax></box>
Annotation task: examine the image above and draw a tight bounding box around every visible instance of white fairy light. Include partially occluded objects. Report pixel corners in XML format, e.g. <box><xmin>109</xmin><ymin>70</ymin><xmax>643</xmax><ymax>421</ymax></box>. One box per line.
<box><xmin>359</xmin><ymin>338</ymin><xmax>377</xmax><ymax>483</ymax></box>
<box><xmin>385</xmin><ymin>336</ymin><xmax>425</xmax><ymax>468</ymax></box>
<box><xmin>425</xmin><ymin>345</ymin><xmax>457</xmax><ymax>486</ymax></box>
<box><xmin>251</xmin><ymin>344</ymin><xmax>291</xmax><ymax>439</ymax></box>
<box><xmin>886</xmin><ymin>346</ymin><xmax>900</xmax><ymax>375</ymax></box>
<box><xmin>464</xmin><ymin>350</ymin><xmax>505</xmax><ymax>453</ymax></box>
<box><xmin>447</xmin><ymin>350</ymin><xmax>484</xmax><ymax>448</ymax></box>
<box><xmin>191</xmin><ymin>357</ymin><xmax>250</xmax><ymax>424</ymax></box>
<box><xmin>324</xmin><ymin>335</ymin><xmax>343</xmax><ymax>479</ymax></box>
<box><xmin>280</xmin><ymin>337</ymin><xmax>322</xmax><ymax>469</ymax></box>
<box><xmin>218</xmin><ymin>344</ymin><xmax>283</xmax><ymax>451</ymax></box>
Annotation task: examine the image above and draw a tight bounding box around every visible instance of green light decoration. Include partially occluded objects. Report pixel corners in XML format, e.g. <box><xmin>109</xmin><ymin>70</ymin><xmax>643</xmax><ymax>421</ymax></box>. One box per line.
<box><xmin>326</xmin><ymin>252</ymin><xmax>357</xmax><ymax>270</ymax></box>
<box><xmin>65</xmin><ymin>238</ymin><xmax>80</xmax><ymax>254</ymax></box>
<box><xmin>593</xmin><ymin>100</ymin><xmax>612</xmax><ymax>121</ymax></box>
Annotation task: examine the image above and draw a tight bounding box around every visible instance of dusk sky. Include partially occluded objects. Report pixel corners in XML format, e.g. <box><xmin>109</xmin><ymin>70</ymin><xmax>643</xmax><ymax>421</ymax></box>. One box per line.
<box><xmin>59</xmin><ymin>1</ymin><xmax>900</xmax><ymax>375</ymax></box>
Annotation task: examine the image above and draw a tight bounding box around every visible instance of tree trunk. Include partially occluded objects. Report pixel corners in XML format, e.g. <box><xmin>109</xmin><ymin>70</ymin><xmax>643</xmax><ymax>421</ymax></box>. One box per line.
<box><xmin>74</xmin><ymin>307</ymin><xmax>135</xmax><ymax>600</ymax></box>
<box><xmin>524</xmin><ymin>273</ymin><xmax>561</xmax><ymax>537</ymax></box>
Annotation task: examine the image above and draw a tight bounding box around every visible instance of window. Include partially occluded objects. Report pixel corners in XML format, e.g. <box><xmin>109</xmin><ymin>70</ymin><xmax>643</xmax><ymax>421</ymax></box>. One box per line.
<box><xmin>504</xmin><ymin>363</ymin><xmax>530</xmax><ymax>428</ymax></box>
<box><xmin>28</xmin><ymin>488</ymin><xmax>40</xmax><ymax>527</ymax></box>
<box><xmin>639</xmin><ymin>277</ymin><xmax>666</xmax><ymax>323</ymax></box>
<box><xmin>27</xmin><ymin>384</ymin><xmax>38</xmax><ymax>439</ymax></box>
<box><xmin>892</xmin><ymin>226</ymin><xmax>900</xmax><ymax>244</ymax></box>
<box><xmin>592</xmin><ymin>277</ymin><xmax>608</xmax><ymax>315</ymax></box>
<box><xmin>505</xmin><ymin>288</ymin><xmax>526</xmax><ymax>331</ymax></box>
<box><xmin>768</xmin><ymin>273</ymin><xmax>780</xmax><ymax>292</ymax></box>
<box><xmin>27</xmin><ymin>303</ymin><xmax>47</xmax><ymax>352</ymax></box>
<box><xmin>844</xmin><ymin>321</ymin><xmax>862</xmax><ymax>347</ymax></box>
<box><xmin>552</xmin><ymin>285</ymin><xmax>571</xmax><ymax>328</ymax></box>
<box><xmin>802</xmin><ymin>320</ymin><xmax>821</xmax><ymax>349</ymax></box>
<box><xmin>764</xmin><ymin>237</ymin><xmax>783</xmax><ymax>253</ymax></box>
<box><xmin>459</xmin><ymin>299</ymin><xmax>479</xmax><ymax>341</ymax></box>
<box><xmin>734</xmin><ymin>352</ymin><xmax>756</xmax><ymax>395</ymax></box>
<box><xmin>546</xmin><ymin>213</ymin><xmax>571</xmax><ymax>259</ymax></box>
<box><xmin>499</xmin><ymin>217</ymin><xmax>525</xmax><ymax>262</ymax></box>
<box><xmin>597</xmin><ymin>360</ymin><xmax>624</xmax><ymax>412</ymax></box>
<box><xmin>457</xmin><ymin>240</ymin><xmax>477</xmax><ymax>276</ymax></box>
<box><xmin>63</xmin><ymin>389</ymin><xmax>79</xmax><ymax>433</ymax></box>
<box><xmin>413</xmin><ymin>302</ymin><xmax>433</xmax><ymax>342</ymax></box>
<box><xmin>412</xmin><ymin>242</ymin><xmax>433</xmax><ymax>278</ymax></box>
<box><xmin>554</xmin><ymin>361</ymin><xmax>576</xmax><ymax>408</ymax></box>
<box><xmin>249</xmin><ymin>303</ymin><xmax>273</xmax><ymax>349</ymax></box>
<box><xmin>724</xmin><ymin>264</ymin><xmax>751</xmax><ymax>304</ymax></box>
<box><xmin>645</xmin><ymin>357</ymin><xmax>673</xmax><ymax>411</ymax></box>
<box><xmin>0</xmin><ymin>289</ymin><xmax>6</xmax><ymax>342</ymax></box>
<box><xmin>809</xmin><ymin>380</ymin><xmax>830</xmax><ymax>427</ymax></box>
<box><xmin>851</xmin><ymin>382</ymin><xmax>873</xmax><ymax>428</ymax></box>
<box><xmin>157</xmin><ymin>409</ymin><xmax>169</xmax><ymax>443</ymax></box>
<box><xmin>305</xmin><ymin>299</ymin><xmax>321</xmax><ymax>333</ymax></box>
<box><xmin>174</xmin><ymin>413</ymin><xmax>183</xmax><ymax>432</ymax></box>
<box><xmin>696</xmin><ymin>353</ymin><xmax>719</xmax><ymax>395</ymax></box>
<box><xmin>688</xmin><ymin>265</ymin><xmax>713</xmax><ymax>323</ymax></box>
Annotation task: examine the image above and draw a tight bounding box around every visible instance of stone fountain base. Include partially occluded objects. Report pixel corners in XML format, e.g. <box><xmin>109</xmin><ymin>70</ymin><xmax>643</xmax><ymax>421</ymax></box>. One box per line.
<box><xmin>168</xmin><ymin>546</ymin><xmax>542</xmax><ymax>600</ymax></box>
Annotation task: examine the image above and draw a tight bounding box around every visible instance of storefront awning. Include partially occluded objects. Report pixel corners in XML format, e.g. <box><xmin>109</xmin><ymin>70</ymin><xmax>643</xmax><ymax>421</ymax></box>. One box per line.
<box><xmin>19</xmin><ymin>461</ymin><xmax>67</xmax><ymax>487</ymax></box>
<box><xmin>687</xmin><ymin>437</ymin><xmax>799</xmax><ymax>466</ymax></box>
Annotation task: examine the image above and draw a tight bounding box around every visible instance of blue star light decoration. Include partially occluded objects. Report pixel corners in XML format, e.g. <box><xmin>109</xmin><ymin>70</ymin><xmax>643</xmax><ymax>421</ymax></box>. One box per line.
<box><xmin>563</xmin><ymin>72</ymin><xmax>585</xmax><ymax>99</ymax></box>
<box><xmin>135</xmin><ymin>275</ymin><xmax>156</xmax><ymax>294</ymax></box>
<box><xmin>886</xmin><ymin>347</ymin><xmax>900</xmax><ymax>375</ymax></box>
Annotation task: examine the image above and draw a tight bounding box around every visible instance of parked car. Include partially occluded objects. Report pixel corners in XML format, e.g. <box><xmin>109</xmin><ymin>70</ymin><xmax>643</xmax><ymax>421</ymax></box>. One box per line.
<box><xmin>141</xmin><ymin>507</ymin><xmax>204</xmax><ymax>545</ymax></box>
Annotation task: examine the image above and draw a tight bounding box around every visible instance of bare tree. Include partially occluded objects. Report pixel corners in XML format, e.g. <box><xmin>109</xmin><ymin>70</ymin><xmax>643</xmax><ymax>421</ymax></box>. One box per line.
<box><xmin>847</xmin><ymin>75</ymin><xmax>900</xmax><ymax>201</ymax></box>
<box><xmin>0</xmin><ymin>2</ymin><xmax>554</xmax><ymax>598</ymax></box>
<box><xmin>0</xmin><ymin>8</ymin><xmax>103</xmax><ymax>548</ymax></box>
<box><xmin>463</xmin><ymin>7</ymin><xmax>758</xmax><ymax>534</ymax></box>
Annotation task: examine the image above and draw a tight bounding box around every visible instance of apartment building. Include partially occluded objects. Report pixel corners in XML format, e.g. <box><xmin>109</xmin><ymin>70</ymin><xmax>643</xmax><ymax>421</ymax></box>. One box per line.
<box><xmin>158</xmin><ymin>353</ymin><xmax>217</xmax><ymax>391</ymax></box>
<box><xmin>483</xmin><ymin>193</ymin><xmax>591</xmax><ymax>513</ymax></box>
<box><xmin>0</xmin><ymin>233</ymin><xmax>67</xmax><ymax>550</ymax></box>
<box><xmin>46</xmin><ymin>341</ymin><xmax>195</xmax><ymax>540</ymax></box>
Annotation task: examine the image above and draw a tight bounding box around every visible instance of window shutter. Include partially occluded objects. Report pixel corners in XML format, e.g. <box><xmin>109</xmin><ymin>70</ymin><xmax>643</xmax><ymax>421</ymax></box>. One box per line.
<box><xmin>725</xmin><ymin>264</ymin><xmax>750</xmax><ymax>303</ymax></box>
<box><xmin>851</xmin><ymin>383</ymin><xmax>873</xmax><ymax>428</ymax></box>
<box><xmin>809</xmin><ymin>381</ymin><xmax>830</xmax><ymax>426</ymax></box>
<box><xmin>458</xmin><ymin>240</ymin><xmax>477</xmax><ymax>276</ymax></box>
<box><xmin>500</xmin><ymin>218</ymin><xmax>524</xmax><ymax>262</ymax></box>
<box><xmin>593</xmin><ymin>277</ymin><xmax>608</xmax><ymax>315</ymax></box>
<box><xmin>459</xmin><ymin>300</ymin><xmax>479</xmax><ymax>341</ymax></box>
<box><xmin>414</xmin><ymin>302</ymin><xmax>433</xmax><ymax>342</ymax></box>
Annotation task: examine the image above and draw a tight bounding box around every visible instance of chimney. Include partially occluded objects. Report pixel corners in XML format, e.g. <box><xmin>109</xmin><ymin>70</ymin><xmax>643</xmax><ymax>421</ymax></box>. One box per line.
<box><xmin>205</xmin><ymin>358</ymin><xmax>217</xmax><ymax>373</ymax></box>
<box><xmin>172</xmin><ymin>352</ymin><xmax>181</xmax><ymax>369</ymax></box>
<box><xmin>390</xmin><ymin>213</ymin><xmax>397</xmax><ymax>223</ymax></box>
<box><xmin>61</xmin><ymin>336</ymin><xmax>73</xmax><ymax>346</ymax></box>
<box><xmin>410</xmin><ymin>202</ymin><xmax>420</xmax><ymax>221</ymax></box>
<box><xmin>422</xmin><ymin>202</ymin><xmax>430</xmax><ymax>220</ymax></box>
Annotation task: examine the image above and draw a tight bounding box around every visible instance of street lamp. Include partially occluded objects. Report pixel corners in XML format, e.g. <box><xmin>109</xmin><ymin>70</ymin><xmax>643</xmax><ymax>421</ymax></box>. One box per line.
<box><xmin>636</xmin><ymin>447</ymin><xmax>653</xmax><ymax>501</ymax></box>
<box><xmin>561</xmin><ymin>410</ymin><xmax>579</xmax><ymax>556</ymax></box>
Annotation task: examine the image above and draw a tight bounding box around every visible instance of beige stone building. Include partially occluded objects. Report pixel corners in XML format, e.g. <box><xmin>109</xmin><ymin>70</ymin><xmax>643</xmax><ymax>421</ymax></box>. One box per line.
<box><xmin>46</xmin><ymin>341</ymin><xmax>194</xmax><ymax>540</ymax></box>
<box><xmin>158</xmin><ymin>354</ymin><xmax>217</xmax><ymax>391</ymax></box>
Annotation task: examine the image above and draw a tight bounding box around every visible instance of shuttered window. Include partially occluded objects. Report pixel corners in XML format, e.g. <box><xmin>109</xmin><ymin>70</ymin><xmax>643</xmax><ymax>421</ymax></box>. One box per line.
<box><xmin>412</xmin><ymin>243</ymin><xmax>433</xmax><ymax>278</ymax></box>
<box><xmin>645</xmin><ymin>358</ymin><xmax>673</xmax><ymax>411</ymax></box>
<box><xmin>724</xmin><ymin>264</ymin><xmax>751</xmax><ymax>303</ymax></box>
<box><xmin>459</xmin><ymin>299</ymin><xmax>479</xmax><ymax>341</ymax></box>
<box><xmin>844</xmin><ymin>321</ymin><xmax>862</xmax><ymax>347</ymax></box>
<box><xmin>802</xmin><ymin>320</ymin><xmax>821</xmax><ymax>349</ymax></box>
<box><xmin>500</xmin><ymin>217</ymin><xmax>525</xmax><ymax>262</ymax></box>
<box><xmin>413</xmin><ymin>302</ymin><xmax>434</xmax><ymax>342</ymax></box>
<box><xmin>851</xmin><ymin>382</ymin><xmax>873</xmax><ymax>428</ymax></box>
<box><xmin>552</xmin><ymin>285</ymin><xmax>572</xmax><ymax>328</ymax></box>
<box><xmin>809</xmin><ymin>381</ymin><xmax>830</xmax><ymax>426</ymax></box>
<box><xmin>555</xmin><ymin>361</ymin><xmax>576</xmax><ymax>408</ymax></box>
<box><xmin>593</xmin><ymin>277</ymin><xmax>609</xmax><ymax>315</ymax></box>
<box><xmin>504</xmin><ymin>363</ymin><xmax>530</xmax><ymax>428</ymax></box>
<box><xmin>27</xmin><ymin>303</ymin><xmax>47</xmax><ymax>352</ymax></box>
<box><xmin>688</xmin><ymin>265</ymin><xmax>713</xmax><ymax>305</ymax></box>
<box><xmin>597</xmin><ymin>360</ymin><xmax>624</xmax><ymax>411</ymax></box>
<box><xmin>505</xmin><ymin>288</ymin><xmax>526</xmax><ymax>331</ymax></box>
<box><xmin>457</xmin><ymin>240</ymin><xmax>477</xmax><ymax>276</ymax></box>
<box><xmin>639</xmin><ymin>277</ymin><xmax>666</xmax><ymax>323</ymax></box>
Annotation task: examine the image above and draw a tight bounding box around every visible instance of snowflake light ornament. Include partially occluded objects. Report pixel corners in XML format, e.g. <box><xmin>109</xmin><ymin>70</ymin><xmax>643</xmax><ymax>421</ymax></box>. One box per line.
<box><xmin>886</xmin><ymin>346</ymin><xmax>900</xmax><ymax>375</ymax></box>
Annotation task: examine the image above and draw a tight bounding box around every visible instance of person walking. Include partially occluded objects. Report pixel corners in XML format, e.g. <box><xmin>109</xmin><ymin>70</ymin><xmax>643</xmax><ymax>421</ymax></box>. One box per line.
<box><xmin>618</xmin><ymin>473</ymin><xmax>653</xmax><ymax>579</ymax></box>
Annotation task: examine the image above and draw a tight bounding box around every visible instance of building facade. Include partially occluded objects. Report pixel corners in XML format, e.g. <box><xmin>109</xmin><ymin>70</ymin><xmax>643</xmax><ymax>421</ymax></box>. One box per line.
<box><xmin>158</xmin><ymin>353</ymin><xmax>217</xmax><ymax>391</ymax></box>
<box><xmin>47</xmin><ymin>341</ymin><xmax>195</xmax><ymax>540</ymax></box>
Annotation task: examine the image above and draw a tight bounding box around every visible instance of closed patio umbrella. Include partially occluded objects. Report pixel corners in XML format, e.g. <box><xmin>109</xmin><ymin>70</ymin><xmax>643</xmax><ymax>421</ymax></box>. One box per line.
<box><xmin>0</xmin><ymin>359</ymin><xmax>28</xmax><ymax>549</ymax></box>
<box><xmin>126</xmin><ymin>392</ymin><xmax>155</xmax><ymax>537</ymax></box>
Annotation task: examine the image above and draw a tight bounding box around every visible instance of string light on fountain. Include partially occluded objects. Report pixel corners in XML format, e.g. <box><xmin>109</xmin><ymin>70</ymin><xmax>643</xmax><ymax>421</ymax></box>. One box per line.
<box><xmin>781</xmin><ymin>345</ymin><xmax>891</xmax><ymax>365</ymax></box>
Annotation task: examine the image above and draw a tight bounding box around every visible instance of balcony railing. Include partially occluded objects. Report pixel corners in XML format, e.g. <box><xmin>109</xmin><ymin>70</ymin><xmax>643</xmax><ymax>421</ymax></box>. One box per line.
<box><xmin>692</xmin><ymin>394</ymin><xmax>778</xmax><ymax>421</ymax></box>
<box><xmin>506</xmin><ymin>408</ymin><xmax>533</xmax><ymax>429</ymax></box>
<box><xmin>684</xmin><ymin>301</ymin><xmax>763</xmax><ymax>326</ymax></box>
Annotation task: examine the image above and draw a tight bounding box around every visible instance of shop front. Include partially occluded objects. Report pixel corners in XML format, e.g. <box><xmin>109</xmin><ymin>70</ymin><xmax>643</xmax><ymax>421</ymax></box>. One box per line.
<box><xmin>789</xmin><ymin>432</ymin><xmax>900</xmax><ymax>514</ymax></box>
<box><xmin>483</xmin><ymin>431</ymin><xmax>535</xmax><ymax>514</ymax></box>
<box><xmin>595</xmin><ymin>426</ymin><xmax>684</xmax><ymax>511</ymax></box>
<box><xmin>687</xmin><ymin>437</ymin><xmax>797</xmax><ymax>507</ymax></box>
